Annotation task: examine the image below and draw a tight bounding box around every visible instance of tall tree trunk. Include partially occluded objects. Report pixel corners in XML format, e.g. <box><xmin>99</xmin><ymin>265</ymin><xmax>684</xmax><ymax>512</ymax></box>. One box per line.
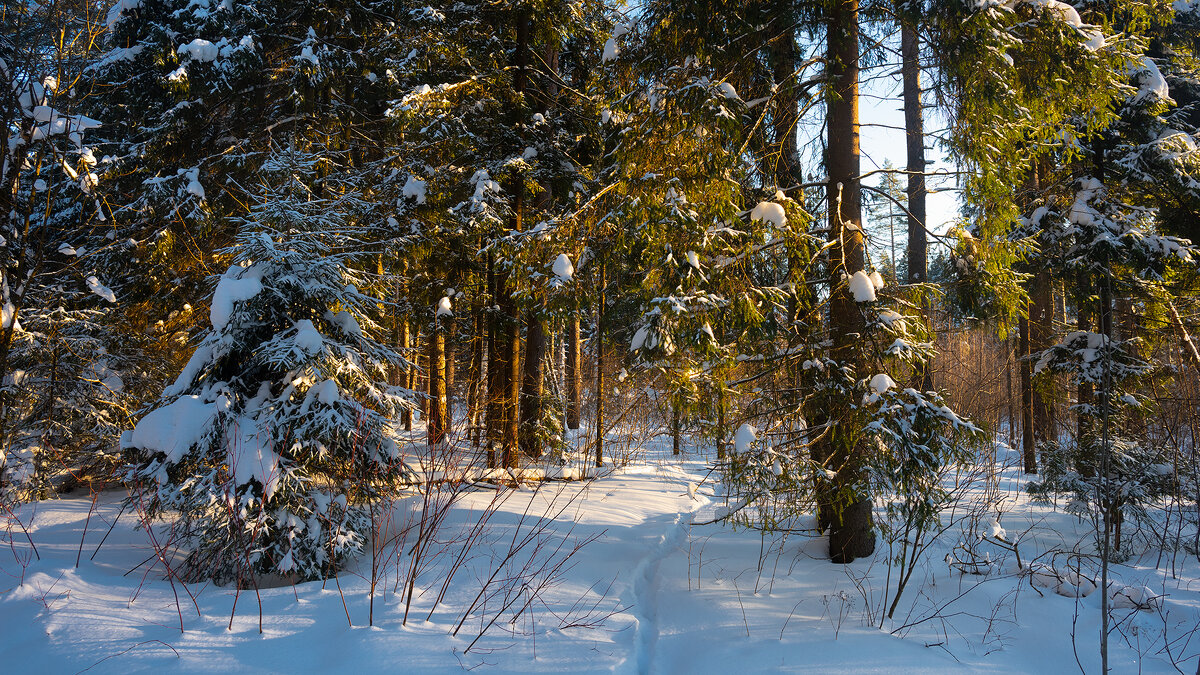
<box><xmin>445</xmin><ymin>315</ymin><xmax>455</xmax><ymax>434</ymax></box>
<box><xmin>1007</xmin><ymin>335</ymin><xmax>1016</xmax><ymax>449</ymax></box>
<box><xmin>1019</xmin><ymin>314</ymin><xmax>1036</xmax><ymax>473</ymax></box>
<box><xmin>1077</xmin><ymin>273</ymin><xmax>1095</xmax><ymax>476</ymax></box>
<box><xmin>902</xmin><ymin>18</ymin><xmax>932</xmax><ymax>392</ymax></box>
<box><xmin>594</xmin><ymin>257</ymin><xmax>606</xmax><ymax>468</ymax></box>
<box><xmin>672</xmin><ymin>394</ymin><xmax>681</xmax><ymax>456</ymax></box>
<box><xmin>770</xmin><ymin>9</ymin><xmax>799</xmax><ymax>189</ymax></box>
<box><xmin>824</xmin><ymin>0</ymin><xmax>875</xmax><ymax>563</ymax></box>
<box><xmin>503</xmin><ymin>309</ymin><xmax>520</xmax><ymax>469</ymax></box>
<box><xmin>566</xmin><ymin>311</ymin><xmax>581</xmax><ymax>430</ymax></box>
<box><xmin>428</xmin><ymin>320</ymin><xmax>447</xmax><ymax>448</ymax></box>
<box><xmin>467</xmin><ymin>304</ymin><xmax>485</xmax><ymax>448</ymax></box>
<box><xmin>520</xmin><ymin>312</ymin><xmax>545</xmax><ymax>458</ymax></box>
<box><xmin>716</xmin><ymin>379</ymin><xmax>727</xmax><ymax>461</ymax></box>
<box><xmin>486</xmin><ymin>257</ymin><xmax>502</xmax><ymax>469</ymax></box>
<box><xmin>1030</xmin><ymin>269</ymin><xmax>1055</xmax><ymax>448</ymax></box>
<box><xmin>499</xmin><ymin>8</ymin><xmax>531</xmax><ymax>470</ymax></box>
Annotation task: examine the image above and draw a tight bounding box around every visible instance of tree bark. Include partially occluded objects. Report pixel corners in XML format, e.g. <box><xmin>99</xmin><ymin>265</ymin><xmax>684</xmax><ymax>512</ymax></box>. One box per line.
<box><xmin>902</xmin><ymin>18</ymin><xmax>932</xmax><ymax>393</ymax></box>
<box><xmin>1019</xmin><ymin>314</ymin><xmax>1035</xmax><ymax>473</ymax></box>
<box><xmin>467</xmin><ymin>304</ymin><xmax>485</xmax><ymax>448</ymax></box>
<box><xmin>672</xmin><ymin>394</ymin><xmax>681</xmax><ymax>456</ymax></box>
<box><xmin>427</xmin><ymin>320</ymin><xmax>447</xmax><ymax>448</ymax></box>
<box><xmin>824</xmin><ymin>0</ymin><xmax>875</xmax><ymax>563</ymax></box>
<box><xmin>594</xmin><ymin>257</ymin><xmax>606</xmax><ymax>468</ymax></box>
<box><xmin>519</xmin><ymin>311</ymin><xmax>545</xmax><ymax>458</ymax></box>
<box><xmin>1077</xmin><ymin>273</ymin><xmax>1095</xmax><ymax>473</ymax></box>
<box><xmin>445</xmin><ymin>314</ymin><xmax>455</xmax><ymax>433</ymax></box>
<box><xmin>486</xmin><ymin>257</ymin><xmax>502</xmax><ymax>469</ymax></box>
<box><xmin>1030</xmin><ymin>269</ymin><xmax>1055</xmax><ymax>449</ymax></box>
<box><xmin>566</xmin><ymin>311</ymin><xmax>581</xmax><ymax>430</ymax></box>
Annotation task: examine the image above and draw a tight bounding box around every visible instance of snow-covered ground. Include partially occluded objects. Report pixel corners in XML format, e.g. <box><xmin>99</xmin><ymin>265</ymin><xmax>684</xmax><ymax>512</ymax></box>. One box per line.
<box><xmin>1</xmin><ymin>434</ymin><xmax>1198</xmax><ymax>673</ymax></box>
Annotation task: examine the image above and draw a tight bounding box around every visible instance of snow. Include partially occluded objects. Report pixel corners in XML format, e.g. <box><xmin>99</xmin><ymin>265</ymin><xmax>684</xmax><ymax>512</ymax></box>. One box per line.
<box><xmin>105</xmin><ymin>0</ymin><xmax>141</xmax><ymax>27</ymax></box>
<box><xmin>177</xmin><ymin>39</ymin><xmax>218</xmax><ymax>63</ymax></box>
<box><xmin>1008</xmin><ymin>0</ymin><xmax>1105</xmax><ymax>50</ymax></box>
<box><xmin>987</xmin><ymin>518</ymin><xmax>1007</xmax><ymax>539</ymax></box>
<box><xmin>435</xmin><ymin>296</ymin><xmax>453</xmax><ymax>317</ymax></box>
<box><xmin>402</xmin><ymin>175</ymin><xmax>426</xmax><ymax>204</ymax></box>
<box><xmin>1133</xmin><ymin>56</ymin><xmax>1170</xmax><ymax>103</ymax></box>
<box><xmin>734</xmin><ymin>423</ymin><xmax>757</xmax><ymax>453</ymax></box>
<box><xmin>314</xmin><ymin>379</ymin><xmax>339</xmax><ymax>405</ymax></box>
<box><xmin>869</xmin><ymin>270</ymin><xmax>884</xmax><ymax>290</ymax></box>
<box><xmin>749</xmin><ymin>201</ymin><xmax>786</xmax><ymax>228</ymax></box>
<box><xmin>869</xmin><ymin>373</ymin><xmax>896</xmax><ymax>394</ymax></box>
<box><xmin>685</xmin><ymin>250</ymin><xmax>701</xmax><ymax>269</ymax></box>
<box><xmin>325</xmin><ymin>309</ymin><xmax>362</xmax><ymax>337</ymax></box>
<box><xmin>1</xmin><ymin>302</ymin><xmax>17</xmax><ymax>331</ymax></box>
<box><xmin>128</xmin><ymin>395</ymin><xmax>216</xmax><ymax>462</ymax></box>
<box><xmin>210</xmin><ymin>265</ymin><xmax>263</xmax><ymax>330</ymax></box>
<box><xmin>848</xmin><ymin>270</ymin><xmax>876</xmax><ymax>302</ymax></box>
<box><xmin>552</xmin><ymin>253</ymin><xmax>574</xmax><ymax>280</ymax></box>
<box><xmin>715</xmin><ymin>81</ymin><xmax>739</xmax><ymax>100</ymax></box>
<box><xmin>630</xmin><ymin>326</ymin><xmax>649</xmax><ymax>351</ymax></box>
<box><xmin>602</xmin><ymin>38</ymin><xmax>618</xmax><ymax>63</ymax></box>
<box><xmin>292</xmin><ymin>319</ymin><xmax>324</xmax><ymax>354</ymax></box>
<box><xmin>85</xmin><ymin>276</ymin><xmax>116</xmax><ymax>303</ymax></box>
<box><xmin>184</xmin><ymin>168</ymin><xmax>205</xmax><ymax>200</ymax></box>
<box><xmin>1</xmin><ymin>436</ymin><xmax>1199</xmax><ymax>673</ymax></box>
<box><xmin>229</xmin><ymin>418</ymin><xmax>282</xmax><ymax>499</ymax></box>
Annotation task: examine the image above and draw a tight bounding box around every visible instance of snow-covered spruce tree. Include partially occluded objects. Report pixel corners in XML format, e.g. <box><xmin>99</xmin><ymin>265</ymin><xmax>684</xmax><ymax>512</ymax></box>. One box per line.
<box><xmin>0</xmin><ymin>0</ymin><xmax>134</xmax><ymax>496</ymax></box>
<box><xmin>123</xmin><ymin>150</ymin><xmax>411</xmax><ymax>584</ymax></box>
<box><xmin>1022</xmin><ymin>52</ymin><xmax>1197</xmax><ymax>553</ymax></box>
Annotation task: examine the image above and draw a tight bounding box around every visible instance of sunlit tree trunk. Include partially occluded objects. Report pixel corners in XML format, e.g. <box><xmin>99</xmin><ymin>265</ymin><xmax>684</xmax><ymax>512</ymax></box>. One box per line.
<box><xmin>823</xmin><ymin>0</ymin><xmax>875</xmax><ymax>563</ymax></box>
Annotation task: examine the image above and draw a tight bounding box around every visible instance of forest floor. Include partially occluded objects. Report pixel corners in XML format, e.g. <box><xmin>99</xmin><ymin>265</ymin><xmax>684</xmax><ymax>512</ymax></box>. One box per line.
<box><xmin>1</xmin><ymin>429</ymin><xmax>1198</xmax><ymax>673</ymax></box>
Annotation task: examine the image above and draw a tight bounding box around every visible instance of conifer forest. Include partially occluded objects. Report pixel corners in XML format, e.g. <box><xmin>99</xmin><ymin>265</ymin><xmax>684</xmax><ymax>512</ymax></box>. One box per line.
<box><xmin>3</xmin><ymin>0</ymin><xmax>1200</xmax><ymax>671</ymax></box>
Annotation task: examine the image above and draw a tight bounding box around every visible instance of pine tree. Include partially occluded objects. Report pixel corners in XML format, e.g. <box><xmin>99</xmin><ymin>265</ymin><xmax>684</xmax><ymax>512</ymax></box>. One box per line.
<box><xmin>123</xmin><ymin>150</ymin><xmax>410</xmax><ymax>583</ymax></box>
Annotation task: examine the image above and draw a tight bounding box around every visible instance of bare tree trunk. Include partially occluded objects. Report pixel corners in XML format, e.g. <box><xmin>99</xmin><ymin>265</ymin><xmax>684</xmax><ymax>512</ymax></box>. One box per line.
<box><xmin>566</xmin><ymin>311</ymin><xmax>581</xmax><ymax>430</ymax></box>
<box><xmin>902</xmin><ymin>18</ymin><xmax>932</xmax><ymax>392</ymax></box>
<box><xmin>486</xmin><ymin>258</ymin><xmax>501</xmax><ymax>469</ymax></box>
<box><xmin>415</xmin><ymin>332</ymin><xmax>427</xmax><ymax>424</ymax></box>
<box><xmin>499</xmin><ymin>8</ymin><xmax>531</xmax><ymax>470</ymax></box>
<box><xmin>824</xmin><ymin>0</ymin><xmax>875</xmax><ymax>564</ymax></box>
<box><xmin>520</xmin><ymin>312</ymin><xmax>545</xmax><ymax>458</ymax></box>
<box><xmin>1031</xmin><ymin>269</ymin><xmax>1055</xmax><ymax>448</ymax></box>
<box><xmin>503</xmin><ymin>310</ymin><xmax>520</xmax><ymax>469</ymax></box>
<box><xmin>594</xmin><ymin>257</ymin><xmax>606</xmax><ymax>468</ymax></box>
<box><xmin>1077</xmin><ymin>273</ymin><xmax>1095</xmax><ymax>475</ymax></box>
<box><xmin>1019</xmin><ymin>314</ymin><xmax>1036</xmax><ymax>473</ymax></box>
<box><xmin>716</xmin><ymin>380</ymin><xmax>727</xmax><ymax>461</ymax></box>
<box><xmin>428</xmin><ymin>320</ymin><xmax>447</xmax><ymax>448</ymax></box>
<box><xmin>445</xmin><ymin>315</ymin><xmax>455</xmax><ymax>434</ymax></box>
<box><xmin>1007</xmin><ymin>335</ymin><xmax>1016</xmax><ymax>448</ymax></box>
<box><xmin>672</xmin><ymin>395</ymin><xmax>681</xmax><ymax>456</ymax></box>
<box><xmin>467</xmin><ymin>305</ymin><xmax>485</xmax><ymax>448</ymax></box>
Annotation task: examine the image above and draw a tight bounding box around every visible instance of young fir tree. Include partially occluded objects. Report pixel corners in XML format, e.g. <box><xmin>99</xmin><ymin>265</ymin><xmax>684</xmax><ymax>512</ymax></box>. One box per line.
<box><xmin>123</xmin><ymin>150</ymin><xmax>411</xmax><ymax>583</ymax></box>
